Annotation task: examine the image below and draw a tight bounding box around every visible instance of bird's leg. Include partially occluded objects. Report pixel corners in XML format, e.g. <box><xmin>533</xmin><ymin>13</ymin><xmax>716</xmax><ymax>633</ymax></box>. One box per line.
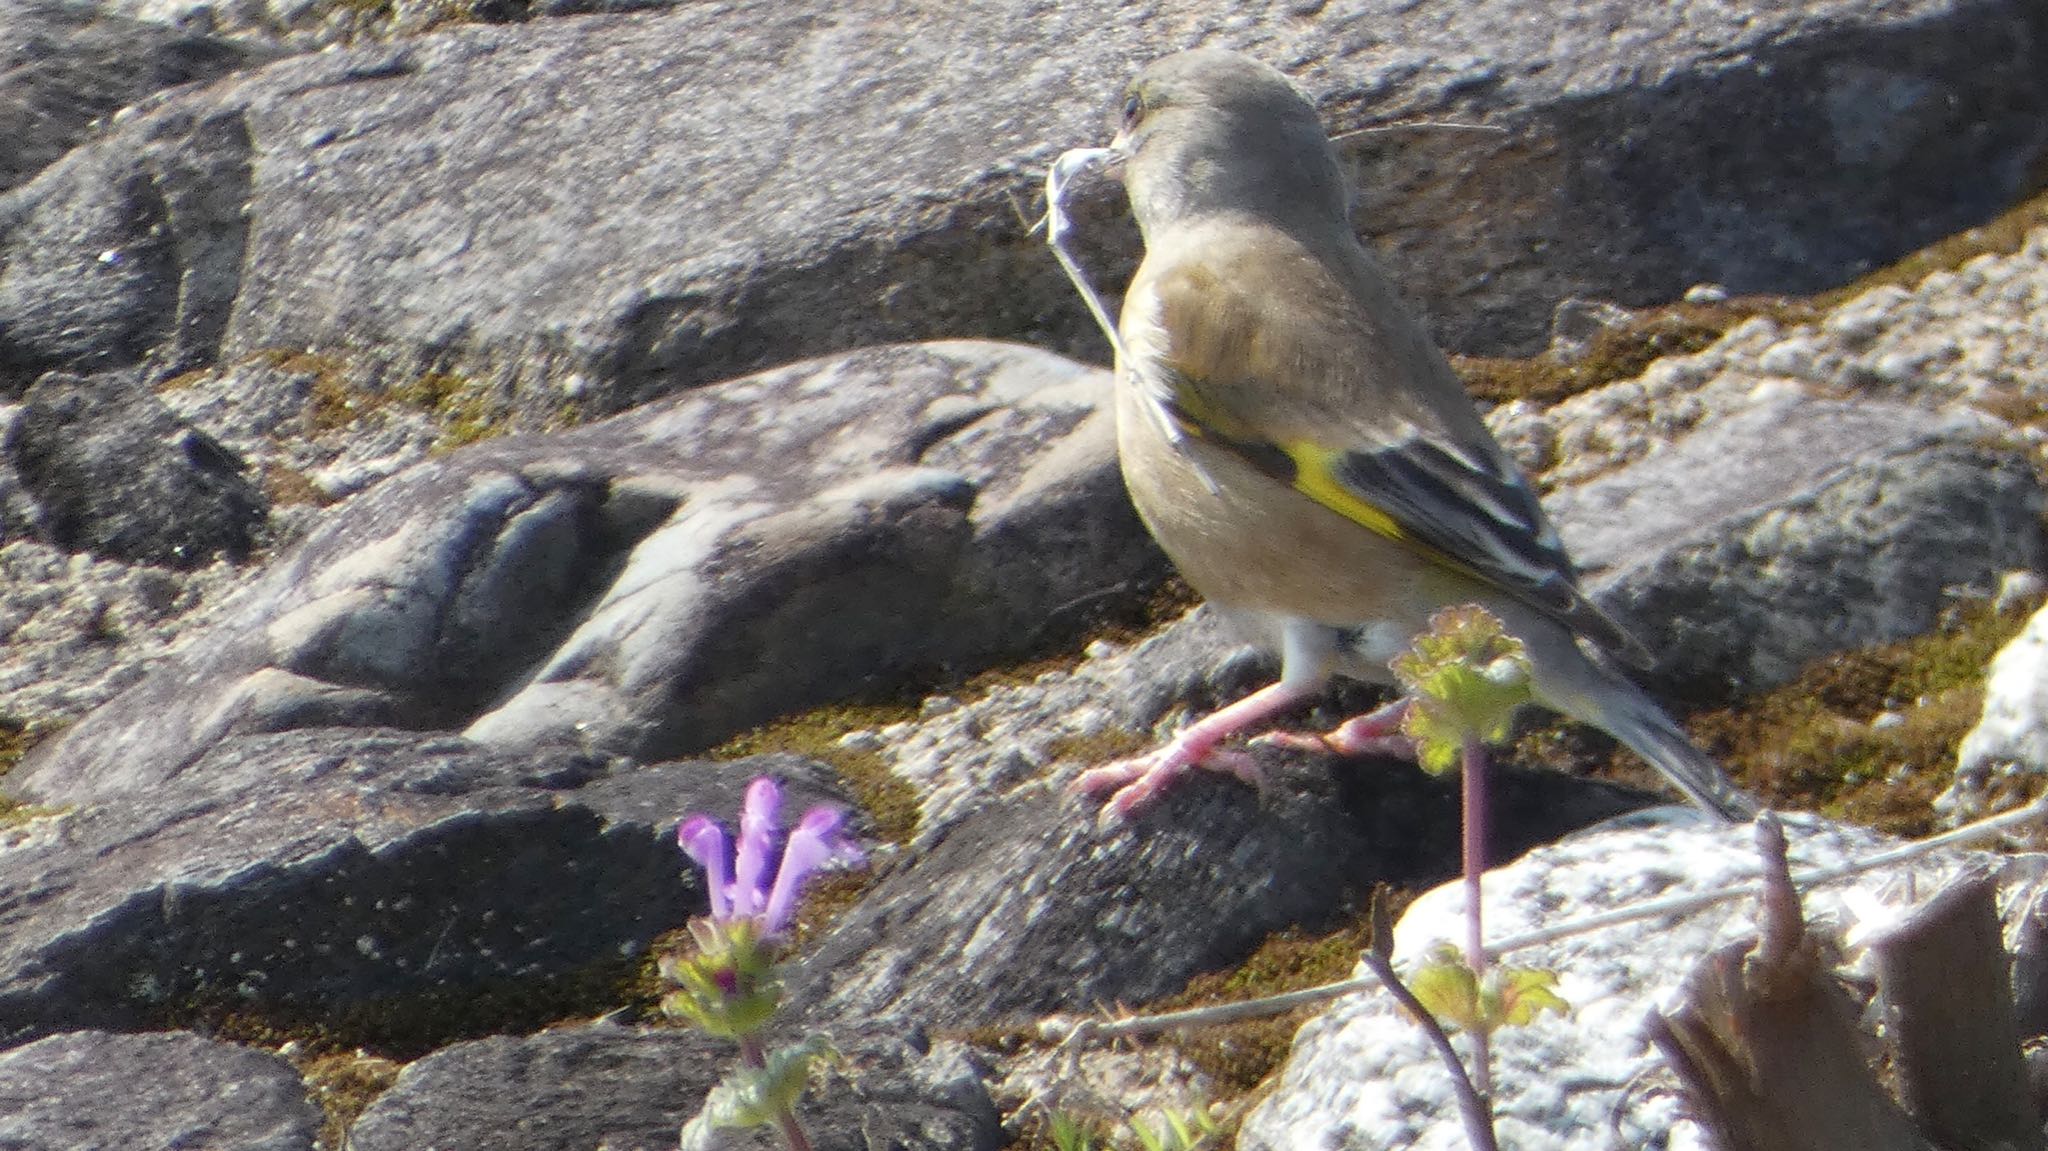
<box><xmin>1073</xmin><ymin>679</ymin><xmax>1318</xmax><ymax>819</ymax></box>
<box><xmin>1254</xmin><ymin>697</ymin><xmax>1415</xmax><ymax>759</ymax></box>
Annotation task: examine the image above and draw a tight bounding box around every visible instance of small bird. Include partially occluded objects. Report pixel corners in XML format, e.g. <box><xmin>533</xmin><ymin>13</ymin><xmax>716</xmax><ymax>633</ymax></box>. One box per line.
<box><xmin>1073</xmin><ymin>49</ymin><xmax>1757</xmax><ymax>823</ymax></box>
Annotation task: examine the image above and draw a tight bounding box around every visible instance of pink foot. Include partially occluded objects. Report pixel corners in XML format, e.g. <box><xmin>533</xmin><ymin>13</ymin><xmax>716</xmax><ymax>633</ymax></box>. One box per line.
<box><xmin>1252</xmin><ymin>698</ymin><xmax>1417</xmax><ymax>759</ymax></box>
<box><xmin>1072</xmin><ymin>680</ymin><xmax>1316</xmax><ymax>822</ymax></box>
<box><xmin>1073</xmin><ymin>740</ymin><xmax>1265</xmax><ymax>821</ymax></box>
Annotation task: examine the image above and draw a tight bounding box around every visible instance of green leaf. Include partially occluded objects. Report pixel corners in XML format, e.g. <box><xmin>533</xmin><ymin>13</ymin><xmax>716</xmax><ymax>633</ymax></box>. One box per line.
<box><xmin>701</xmin><ymin>1037</ymin><xmax>834</xmax><ymax>1130</ymax></box>
<box><xmin>1407</xmin><ymin>945</ymin><xmax>1484</xmax><ymax>1033</ymax></box>
<box><xmin>656</xmin><ymin>918</ymin><xmax>785</xmax><ymax>1039</ymax></box>
<box><xmin>1489</xmin><ymin>966</ymin><xmax>1570</xmax><ymax>1028</ymax></box>
<box><xmin>1403</xmin><ymin>946</ymin><xmax>1571</xmax><ymax>1036</ymax></box>
<box><xmin>1047</xmin><ymin>1111</ymin><xmax>1097</xmax><ymax>1151</ymax></box>
<box><xmin>1390</xmin><ymin>607</ymin><xmax>1533</xmax><ymax>776</ymax></box>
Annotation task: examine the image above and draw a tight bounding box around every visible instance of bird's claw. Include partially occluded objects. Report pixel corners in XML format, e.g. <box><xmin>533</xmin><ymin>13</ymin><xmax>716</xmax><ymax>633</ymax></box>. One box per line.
<box><xmin>1249</xmin><ymin>699</ymin><xmax>1416</xmax><ymax>760</ymax></box>
<box><xmin>1073</xmin><ymin>741</ymin><xmax>1266</xmax><ymax>824</ymax></box>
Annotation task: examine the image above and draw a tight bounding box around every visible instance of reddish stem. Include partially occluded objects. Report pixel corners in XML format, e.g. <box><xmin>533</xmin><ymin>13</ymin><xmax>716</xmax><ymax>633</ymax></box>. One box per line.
<box><xmin>1462</xmin><ymin>735</ymin><xmax>1493</xmax><ymax>1101</ymax></box>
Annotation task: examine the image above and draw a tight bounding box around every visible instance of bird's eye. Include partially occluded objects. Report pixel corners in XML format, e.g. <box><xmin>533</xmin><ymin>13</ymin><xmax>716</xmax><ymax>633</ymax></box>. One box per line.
<box><xmin>1121</xmin><ymin>91</ymin><xmax>1145</xmax><ymax>128</ymax></box>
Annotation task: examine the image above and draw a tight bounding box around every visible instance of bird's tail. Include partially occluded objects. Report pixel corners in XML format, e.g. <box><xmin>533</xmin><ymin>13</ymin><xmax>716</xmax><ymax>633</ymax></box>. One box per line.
<box><xmin>1586</xmin><ymin>678</ymin><xmax>1759</xmax><ymax>823</ymax></box>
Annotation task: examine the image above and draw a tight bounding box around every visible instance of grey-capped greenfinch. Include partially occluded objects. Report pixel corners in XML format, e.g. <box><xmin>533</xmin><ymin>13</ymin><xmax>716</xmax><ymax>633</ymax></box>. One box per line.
<box><xmin>1074</xmin><ymin>49</ymin><xmax>1757</xmax><ymax>823</ymax></box>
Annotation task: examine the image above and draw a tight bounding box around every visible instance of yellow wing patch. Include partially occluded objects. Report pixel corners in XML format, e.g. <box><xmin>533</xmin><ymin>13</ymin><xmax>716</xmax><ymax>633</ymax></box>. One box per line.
<box><xmin>1282</xmin><ymin>440</ymin><xmax>1409</xmax><ymax>544</ymax></box>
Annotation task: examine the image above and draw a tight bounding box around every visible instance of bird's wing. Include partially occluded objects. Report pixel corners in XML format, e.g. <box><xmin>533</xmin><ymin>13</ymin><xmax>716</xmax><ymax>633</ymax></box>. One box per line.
<box><xmin>1129</xmin><ymin>238</ymin><xmax>1649</xmax><ymax>664</ymax></box>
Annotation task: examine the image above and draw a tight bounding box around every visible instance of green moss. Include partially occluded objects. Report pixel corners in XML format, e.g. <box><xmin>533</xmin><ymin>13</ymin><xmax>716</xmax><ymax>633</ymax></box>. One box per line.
<box><xmin>261</xmin><ymin>464</ymin><xmax>337</xmax><ymax>508</ymax></box>
<box><xmin>151</xmin><ymin>948</ymin><xmax>648</xmax><ymax>1063</ymax></box>
<box><xmin>0</xmin><ymin>720</ymin><xmax>29</xmax><ymax>780</ymax></box>
<box><xmin>1681</xmin><ymin>600</ymin><xmax>2036</xmax><ymax>835</ymax></box>
<box><xmin>1457</xmin><ymin>182</ymin><xmax>2048</xmax><ymax>409</ymax></box>
<box><xmin>297</xmin><ymin>1048</ymin><xmax>402</xmax><ymax>1151</ymax></box>
<box><xmin>1811</xmin><ymin>181</ymin><xmax>2048</xmax><ymax>308</ymax></box>
<box><xmin>386</xmin><ymin>370</ymin><xmax>514</xmax><ymax>451</ymax></box>
<box><xmin>1454</xmin><ymin>302</ymin><xmax>1792</xmax><ymax>407</ymax></box>
<box><xmin>709</xmin><ymin>704</ymin><xmax>924</xmax><ymax>845</ymax></box>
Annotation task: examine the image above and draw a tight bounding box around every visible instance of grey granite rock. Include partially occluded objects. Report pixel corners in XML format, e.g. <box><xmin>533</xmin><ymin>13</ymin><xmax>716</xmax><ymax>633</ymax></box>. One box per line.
<box><xmin>5</xmin><ymin>368</ymin><xmax>267</xmax><ymax>567</ymax></box>
<box><xmin>0</xmin><ymin>0</ymin><xmax>272</xmax><ymax>194</ymax></box>
<box><xmin>1937</xmin><ymin>600</ymin><xmax>2048</xmax><ymax>840</ymax></box>
<box><xmin>14</xmin><ymin>341</ymin><xmax>1159</xmax><ymax>805</ymax></box>
<box><xmin>787</xmin><ymin>610</ymin><xmax>1655</xmax><ymax>1031</ymax></box>
<box><xmin>346</xmin><ymin>1023</ymin><xmax>718</xmax><ymax>1151</ymax></box>
<box><xmin>0</xmin><ymin>95</ymin><xmax>258</xmax><ymax>385</ymax></box>
<box><xmin>0</xmin><ymin>1029</ymin><xmax>320</xmax><ymax>1150</ymax></box>
<box><xmin>1552</xmin><ymin>394</ymin><xmax>2045</xmax><ymax>696</ymax></box>
<box><xmin>1</xmin><ymin>0</ymin><xmax>2039</xmax><ymax>409</ymax></box>
<box><xmin>1236</xmin><ymin>814</ymin><xmax>1987</xmax><ymax>1151</ymax></box>
<box><xmin>0</xmin><ymin>729</ymin><xmax>848</xmax><ymax>1046</ymax></box>
<box><xmin>347</xmin><ymin>1022</ymin><xmax>1001</xmax><ymax>1151</ymax></box>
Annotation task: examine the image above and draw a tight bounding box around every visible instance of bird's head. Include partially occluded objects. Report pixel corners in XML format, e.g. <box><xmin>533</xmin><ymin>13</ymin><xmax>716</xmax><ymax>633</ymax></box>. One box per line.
<box><xmin>1112</xmin><ymin>50</ymin><xmax>1349</xmax><ymax>241</ymax></box>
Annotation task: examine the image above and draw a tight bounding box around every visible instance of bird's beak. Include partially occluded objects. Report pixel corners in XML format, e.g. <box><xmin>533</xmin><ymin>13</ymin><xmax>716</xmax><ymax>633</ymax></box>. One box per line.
<box><xmin>1100</xmin><ymin>130</ymin><xmax>1132</xmax><ymax>182</ymax></box>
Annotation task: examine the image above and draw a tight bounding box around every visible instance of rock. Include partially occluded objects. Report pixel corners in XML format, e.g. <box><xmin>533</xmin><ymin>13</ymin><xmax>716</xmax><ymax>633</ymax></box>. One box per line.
<box><xmin>0</xmin><ymin>1029</ymin><xmax>320</xmax><ymax>1150</ymax></box>
<box><xmin>1237</xmin><ymin>814</ymin><xmax>1997</xmax><ymax>1151</ymax></box>
<box><xmin>1550</xmin><ymin>394</ymin><xmax>2045</xmax><ymax>695</ymax></box>
<box><xmin>2</xmin><ymin>0</ymin><xmax>2039</xmax><ymax>409</ymax></box>
<box><xmin>1545</xmin><ymin>297</ymin><xmax>1633</xmax><ymax>363</ymax></box>
<box><xmin>785</xmin><ymin>610</ymin><xmax>1656</xmax><ymax>1030</ymax></box>
<box><xmin>5</xmin><ymin>368</ymin><xmax>268</xmax><ymax>567</ymax></box>
<box><xmin>675</xmin><ymin>1029</ymin><xmax>1002</xmax><ymax>1151</ymax></box>
<box><xmin>0</xmin><ymin>97</ymin><xmax>258</xmax><ymax>383</ymax></box>
<box><xmin>1520</xmin><ymin>226</ymin><xmax>2048</xmax><ymax>492</ymax></box>
<box><xmin>0</xmin><ymin>535</ymin><xmax>241</xmax><ymax>731</ymax></box>
<box><xmin>0</xmin><ymin>728</ymin><xmax>849</xmax><ymax>1045</ymax></box>
<box><xmin>0</xmin><ymin>0</ymin><xmax>272</xmax><ymax>194</ymax></box>
<box><xmin>13</xmin><ymin>341</ymin><xmax>1158</xmax><ymax>805</ymax></box>
<box><xmin>345</xmin><ymin>1021</ymin><xmax>1002</xmax><ymax>1151</ymax></box>
<box><xmin>1937</xmin><ymin>600</ymin><xmax>2048</xmax><ymax>839</ymax></box>
<box><xmin>345</xmin><ymin>1023</ymin><xmax>716</xmax><ymax>1151</ymax></box>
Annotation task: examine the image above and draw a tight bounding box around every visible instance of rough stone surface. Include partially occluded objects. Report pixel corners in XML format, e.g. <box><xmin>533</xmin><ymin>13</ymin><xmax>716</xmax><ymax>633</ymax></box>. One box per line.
<box><xmin>788</xmin><ymin>611</ymin><xmax>1659</xmax><ymax>1031</ymax></box>
<box><xmin>1552</xmin><ymin>394</ymin><xmax>2044</xmax><ymax>696</ymax></box>
<box><xmin>0</xmin><ymin>536</ymin><xmax>239</xmax><ymax>729</ymax></box>
<box><xmin>1938</xmin><ymin>600</ymin><xmax>2048</xmax><ymax>838</ymax></box>
<box><xmin>2</xmin><ymin>0</ymin><xmax>2040</xmax><ymax>410</ymax></box>
<box><xmin>0</xmin><ymin>0</ymin><xmax>271</xmax><ymax>194</ymax></box>
<box><xmin>0</xmin><ymin>1029</ymin><xmax>320</xmax><ymax>1150</ymax></box>
<box><xmin>675</xmin><ymin>1029</ymin><xmax>1003</xmax><ymax>1151</ymax></box>
<box><xmin>347</xmin><ymin>1022</ymin><xmax>1001</xmax><ymax>1151</ymax></box>
<box><xmin>0</xmin><ymin>730</ymin><xmax>849</xmax><ymax>1045</ymax></box>
<box><xmin>345</xmin><ymin>1023</ymin><xmax>718</xmax><ymax>1151</ymax></box>
<box><xmin>14</xmin><ymin>341</ymin><xmax>1160</xmax><ymax>805</ymax></box>
<box><xmin>1237</xmin><ymin>814</ymin><xmax>1992</xmax><ymax>1151</ymax></box>
<box><xmin>4</xmin><ymin>368</ymin><xmax>268</xmax><ymax>567</ymax></box>
<box><xmin>1495</xmin><ymin>227</ymin><xmax>2048</xmax><ymax>492</ymax></box>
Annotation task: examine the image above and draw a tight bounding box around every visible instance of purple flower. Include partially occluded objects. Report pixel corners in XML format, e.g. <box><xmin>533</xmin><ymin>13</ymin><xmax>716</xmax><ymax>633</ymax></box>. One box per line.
<box><xmin>677</xmin><ymin>777</ymin><xmax>865</xmax><ymax>937</ymax></box>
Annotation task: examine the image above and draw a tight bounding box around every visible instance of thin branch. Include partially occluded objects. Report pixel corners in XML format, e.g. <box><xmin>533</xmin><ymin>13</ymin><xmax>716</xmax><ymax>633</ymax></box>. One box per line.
<box><xmin>1488</xmin><ymin>795</ymin><xmax>2048</xmax><ymax>959</ymax></box>
<box><xmin>1360</xmin><ymin>951</ymin><xmax>1500</xmax><ymax>1151</ymax></box>
<box><xmin>1032</xmin><ymin>797</ymin><xmax>2048</xmax><ymax>1042</ymax></box>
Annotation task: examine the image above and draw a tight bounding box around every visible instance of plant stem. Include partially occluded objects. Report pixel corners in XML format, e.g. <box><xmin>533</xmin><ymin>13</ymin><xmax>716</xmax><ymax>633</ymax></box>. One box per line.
<box><xmin>1462</xmin><ymin>735</ymin><xmax>1492</xmax><ymax>1102</ymax></box>
<box><xmin>738</xmin><ymin>1038</ymin><xmax>814</xmax><ymax>1151</ymax></box>
<box><xmin>1361</xmin><ymin>951</ymin><xmax>1501</xmax><ymax>1151</ymax></box>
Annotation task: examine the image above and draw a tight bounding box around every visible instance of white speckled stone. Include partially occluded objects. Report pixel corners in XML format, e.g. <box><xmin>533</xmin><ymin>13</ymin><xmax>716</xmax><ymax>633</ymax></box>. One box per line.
<box><xmin>1239</xmin><ymin>813</ymin><xmax>1990</xmax><ymax>1151</ymax></box>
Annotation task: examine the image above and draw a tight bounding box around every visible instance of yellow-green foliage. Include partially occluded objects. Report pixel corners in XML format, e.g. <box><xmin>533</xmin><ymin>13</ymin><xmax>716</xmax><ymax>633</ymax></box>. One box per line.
<box><xmin>248</xmin><ymin>349</ymin><xmax>536</xmax><ymax>450</ymax></box>
<box><xmin>386</xmin><ymin>370</ymin><xmax>509</xmax><ymax>451</ymax></box>
<box><xmin>296</xmin><ymin>1048</ymin><xmax>402</xmax><ymax>1151</ymax></box>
